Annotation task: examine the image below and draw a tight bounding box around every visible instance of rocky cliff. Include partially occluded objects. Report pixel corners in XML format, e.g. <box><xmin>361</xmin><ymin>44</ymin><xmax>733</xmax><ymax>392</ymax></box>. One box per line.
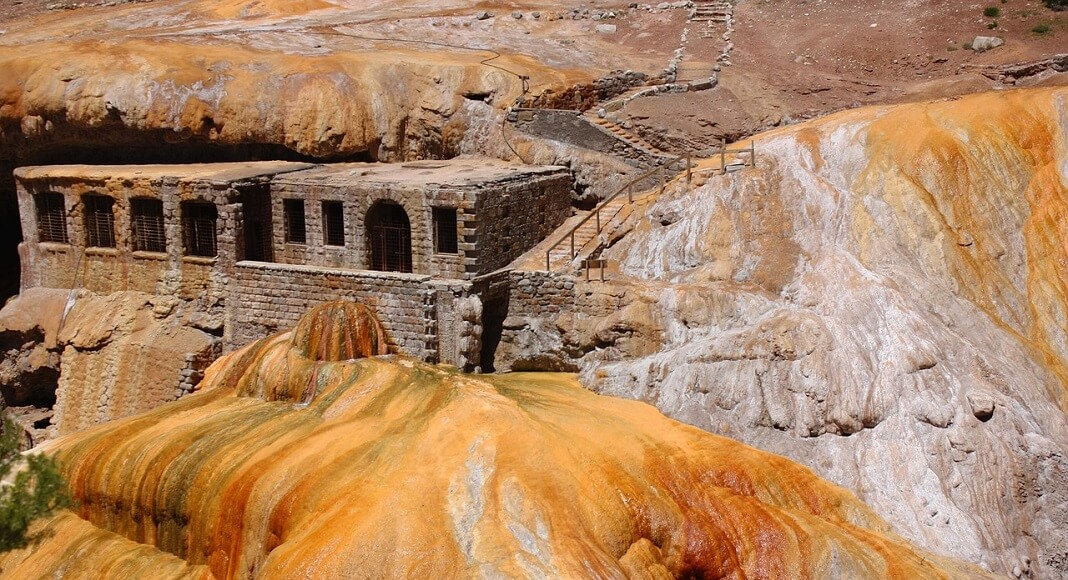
<box><xmin>0</xmin><ymin>302</ymin><xmax>985</xmax><ymax>578</ymax></box>
<box><xmin>500</xmin><ymin>86</ymin><xmax>1068</xmax><ymax>577</ymax></box>
<box><xmin>0</xmin><ymin>288</ymin><xmax>219</xmax><ymax>441</ymax></box>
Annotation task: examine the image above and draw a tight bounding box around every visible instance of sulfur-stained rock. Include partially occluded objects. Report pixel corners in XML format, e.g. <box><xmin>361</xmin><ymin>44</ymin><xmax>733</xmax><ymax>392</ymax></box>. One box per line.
<box><xmin>539</xmin><ymin>86</ymin><xmax>1068</xmax><ymax>577</ymax></box>
<box><xmin>0</xmin><ymin>302</ymin><xmax>988</xmax><ymax>579</ymax></box>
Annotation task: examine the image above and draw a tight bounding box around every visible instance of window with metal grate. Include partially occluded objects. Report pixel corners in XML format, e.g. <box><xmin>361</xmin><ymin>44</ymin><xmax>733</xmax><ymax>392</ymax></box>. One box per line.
<box><xmin>182</xmin><ymin>201</ymin><xmax>218</xmax><ymax>257</ymax></box>
<box><xmin>83</xmin><ymin>195</ymin><xmax>115</xmax><ymax>248</ymax></box>
<box><xmin>433</xmin><ymin>207</ymin><xmax>458</xmax><ymax>254</ymax></box>
<box><xmin>322</xmin><ymin>200</ymin><xmax>345</xmax><ymax>247</ymax></box>
<box><xmin>35</xmin><ymin>192</ymin><xmax>68</xmax><ymax>244</ymax></box>
<box><xmin>284</xmin><ymin>199</ymin><xmax>306</xmax><ymax>244</ymax></box>
<box><xmin>367</xmin><ymin>201</ymin><xmax>412</xmax><ymax>273</ymax></box>
<box><xmin>130</xmin><ymin>198</ymin><xmax>166</xmax><ymax>253</ymax></box>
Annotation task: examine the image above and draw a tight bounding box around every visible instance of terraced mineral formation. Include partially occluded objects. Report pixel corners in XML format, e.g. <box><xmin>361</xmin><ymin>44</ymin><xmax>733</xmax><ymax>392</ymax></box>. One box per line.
<box><xmin>0</xmin><ymin>302</ymin><xmax>984</xmax><ymax>578</ymax></box>
<box><xmin>500</xmin><ymin>86</ymin><xmax>1068</xmax><ymax>577</ymax></box>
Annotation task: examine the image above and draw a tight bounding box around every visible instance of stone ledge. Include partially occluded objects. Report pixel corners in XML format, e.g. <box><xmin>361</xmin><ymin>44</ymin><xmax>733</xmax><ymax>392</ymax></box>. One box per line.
<box><xmin>235</xmin><ymin>260</ymin><xmax>432</xmax><ymax>282</ymax></box>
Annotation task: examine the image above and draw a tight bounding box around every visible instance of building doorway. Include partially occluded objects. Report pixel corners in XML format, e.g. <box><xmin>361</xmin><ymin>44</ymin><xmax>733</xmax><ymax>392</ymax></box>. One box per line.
<box><xmin>367</xmin><ymin>201</ymin><xmax>412</xmax><ymax>273</ymax></box>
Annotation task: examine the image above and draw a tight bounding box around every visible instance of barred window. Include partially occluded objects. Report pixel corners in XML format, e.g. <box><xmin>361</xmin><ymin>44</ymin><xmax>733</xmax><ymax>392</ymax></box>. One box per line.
<box><xmin>367</xmin><ymin>201</ymin><xmax>412</xmax><ymax>273</ymax></box>
<box><xmin>130</xmin><ymin>198</ymin><xmax>166</xmax><ymax>253</ymax></box>
<box><xmin>322</xmin><ymin>201</ymin><xmax>345</xmax><ymax>247</ymax></box>
<box><xmin>433</xmin><ymin>207</ymin><xmax>458</xmax><ymax>254</ymax></box>
<box><xmin>284</xmin><ymin>199</ymin><xmax>306</xmax><ymax>244</ymax></box>
<box><xmin>34</xmin><ymin>192</ymin><xmax>68</xmax><ymax>244</ymax></box>
<box><xmin>83</xmin><ymin>195</ymin><xmax>115</xmax><ymax>248</ymax></box>
<box><xmin>182</xmin><ymin>201</ymin><xmax>217</xmax><ymax>257</ymax></box>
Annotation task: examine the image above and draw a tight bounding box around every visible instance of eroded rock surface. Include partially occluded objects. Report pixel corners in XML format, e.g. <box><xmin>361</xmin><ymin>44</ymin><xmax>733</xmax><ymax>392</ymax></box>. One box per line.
<box><xmin>0</xmin><ymin>302</ymin><xmax>986</xmax><ymax>579</ymax></box>
<box><xmin>0</xmin><ymin>288</ymin><xmax>219</xmax><ymax>440</ymax></box>
<box><xmin>501</xmin><ymin>86</ymin><xmax>1068</xmax><ymax>577</ymax></box>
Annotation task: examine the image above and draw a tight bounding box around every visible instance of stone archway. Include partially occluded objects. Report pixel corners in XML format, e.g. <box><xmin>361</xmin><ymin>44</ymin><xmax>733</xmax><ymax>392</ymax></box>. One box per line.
<box><xmin>366</xmin><ymin>200</ymin><xmax>412</xmax><ymax>273</ymax></box>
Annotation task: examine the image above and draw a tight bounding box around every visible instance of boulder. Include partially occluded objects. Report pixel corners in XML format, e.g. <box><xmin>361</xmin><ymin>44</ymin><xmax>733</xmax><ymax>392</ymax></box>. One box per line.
<box><xmin>972</xmin><ymin>36</ymin><xmax>1004</xmax><ymax>52</ymax></box>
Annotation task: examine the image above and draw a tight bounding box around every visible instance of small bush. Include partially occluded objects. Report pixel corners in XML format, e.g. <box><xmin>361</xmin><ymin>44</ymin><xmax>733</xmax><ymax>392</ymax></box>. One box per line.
<box><xmin>1043</xmin><ymin>0</ymin><xmax>1066</xmax><ymax>10</ymax></box>
<box><xmin>1032</xmin><ymin>23</ymin><xmax>1052</xmax><ymax>33</ymax></box>
<box><xmin>984</xmin><ymin>6</ymin><xmax>1001</xmax><ymax>17</ymax></box>
<box><xmin>0</xmin><ymin>415</ymin><xmax>70</xmax><ymax>553</ymax></box>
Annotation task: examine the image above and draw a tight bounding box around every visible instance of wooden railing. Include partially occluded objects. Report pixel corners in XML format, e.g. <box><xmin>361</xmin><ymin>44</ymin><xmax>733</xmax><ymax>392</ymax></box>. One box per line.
<box><xmin>543</xmin><ymin>139</ymin><xmax>757</xmax><ymax>272</ymax></box>
<box><xmin>694</xmin><ymin>139</ymin><xmax>756</xmax><ymax>176</ymax></box>
<box><xmin>545</xmin><ymin>154</ymin><xmax>692</xmax><ymax>271</ymax></box>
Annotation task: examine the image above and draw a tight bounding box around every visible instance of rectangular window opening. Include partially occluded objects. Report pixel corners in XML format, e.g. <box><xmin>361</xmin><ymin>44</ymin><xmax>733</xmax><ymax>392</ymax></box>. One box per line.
<box><xmin>130</xmin><ymin>198</ymin><xmax>166</xmax><ymax>253</ymax></box>
<box><xmin>182</xmin><ymin>201</ymin><xmax>218</xmax><ymax>257</ymax></box>
<box><xmin>283</xmin><ymin>199</ymin><xmax>306</xmax><ymax>244</ymax></box>
<box><xmin>433</xmin><ymin>207</ymin><xmax>458</xmax><ymax>254</ymax></box>
<box><xmin>322</xmin><ymin>200</ymin><xmax>345</xmax><ymax>247</ymax></box>
<box><xmin>35</xmin><ymin>192</ymin><xmax>68</xmax><ymax>244</ymax></box>
<box><xmin>83</xmin><ymin>195</ymin><xmax>116</xmax><ymax>248</ymax></box>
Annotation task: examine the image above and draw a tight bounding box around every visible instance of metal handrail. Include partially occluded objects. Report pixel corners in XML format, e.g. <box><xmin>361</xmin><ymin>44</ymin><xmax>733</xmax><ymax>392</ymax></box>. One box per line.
<box><xmin>545</xmin><ymin>154</ymin><xmax>691</xmax><ymax>271</ymax></box>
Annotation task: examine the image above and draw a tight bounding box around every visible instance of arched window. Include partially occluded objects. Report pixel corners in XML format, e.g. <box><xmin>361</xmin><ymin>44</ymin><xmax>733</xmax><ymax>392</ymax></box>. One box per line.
<box><xmin>366</xmin><ymin>201</ymin><xmax>412</xmax><ymax>273</ymax></box>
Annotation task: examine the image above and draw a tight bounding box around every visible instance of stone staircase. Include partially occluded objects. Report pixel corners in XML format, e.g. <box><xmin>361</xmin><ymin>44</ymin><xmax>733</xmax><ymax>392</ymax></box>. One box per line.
<box><xmin>583</xmin><ymin>112</ymin><xmax>671</xmax><ymax>160</ymax></box>
<box><xmin>692</xmin><ymin>0</ymin><xmax>732</xmax><ymax>26</ymax></box>
<box><xmin>543</xmin><ymin>195</ymin><xmax>632</xmax><ymax>270</ymax></box>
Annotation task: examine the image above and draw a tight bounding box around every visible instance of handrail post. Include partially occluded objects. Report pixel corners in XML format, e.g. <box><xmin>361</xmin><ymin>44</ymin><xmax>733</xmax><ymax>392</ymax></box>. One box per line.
<box><xmin>686</xmin><ymin>153</ymin><xmax>691</xmax><ymax>184</ymax></box>
<box><xmin>545</xmin><ymin>250</ymin><xmax>550</xmax><ymax>271</ymax></box>
<box><xmin>750</xmin><ymin>141</ymin><xmax>756</xmax><ymax>167</ymax></box>
<box><xmin>720</xmin><ymin>139</ymin><xmax>726</xmax><ymax>175</ymax></box>
<box><xmin>596</xmin><ymin>208</ymin><xmax>600</xmax><ymax>232</ymax></box>
<box><xmin>570</xmin><ymin>231</ymin><xmax>575</xmax><ymax>260</ymax></box>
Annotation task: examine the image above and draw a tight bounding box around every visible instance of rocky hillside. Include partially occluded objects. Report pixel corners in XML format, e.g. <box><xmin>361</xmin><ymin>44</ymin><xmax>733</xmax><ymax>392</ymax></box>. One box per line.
<box><xmin>0</xmin><ymin>302</ymin><xmax>985</xmax><ymax>578</ymax></box>
<box><xmin>499</xmin><ymin>85</ymin><xmax>1068</xmax><ymax>577</ymax></box>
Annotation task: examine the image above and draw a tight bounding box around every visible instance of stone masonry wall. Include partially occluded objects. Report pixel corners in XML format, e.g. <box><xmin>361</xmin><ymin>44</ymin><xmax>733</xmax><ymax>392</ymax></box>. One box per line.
<box><xmin>269</xmin><ymin>181</ymin><xmax>468</xmax><ymax>279</ymax></box>
<box><xmin>15</xmin><ymin>174</ymin><xmax>238</xmax><ymax>313</ymax></box>
<box><xmin>473</xmin><ymin>173</ymin><xmax>572</xmax><ymax>275</ymax></box>
<box><xmin>228</xmin><ymin>261</ymin><xmax>444</xmax><ymax>361</ymax></box>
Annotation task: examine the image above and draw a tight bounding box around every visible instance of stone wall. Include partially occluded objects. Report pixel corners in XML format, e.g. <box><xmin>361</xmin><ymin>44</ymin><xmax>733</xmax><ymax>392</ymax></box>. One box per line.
<box><xmin>228</xmin><ymin>261</ymin><xmax>444</xmax><ymax>361</ymax></box>
<box><xmin>14</xmin><ymin>173</ymin><xmax>241</xmax><ymax>313</ymax></box>
<box><xmin>472</xmin><ymin>173</ymin><xmax>572</xmax><ymax>275</ymax></box>
<box><xmin>270</xmin><ymin>168</ymin><xmax>572</xmax><ymax>280</ymax></box>
<box><xmin>510</xmin><ymin>109</ymin><xmax>653</xmax><ymax>167</ymax></box>
<box><xmin>269</xmin><ymin>181</ymin><xmax>468</xmax><ymax>278</ymax></box>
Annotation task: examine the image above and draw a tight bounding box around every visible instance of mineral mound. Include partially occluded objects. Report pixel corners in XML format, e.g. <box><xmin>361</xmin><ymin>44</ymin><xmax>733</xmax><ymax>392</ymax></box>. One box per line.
<box><xmin>0</xmin><ymin>302</ymin><xmax>983</xmax><ymax>578</ymax></box>
<box><xmin>497</xmin><ymin>85</ymin><xmax>1068</xmax><ymax>576</ymax></box>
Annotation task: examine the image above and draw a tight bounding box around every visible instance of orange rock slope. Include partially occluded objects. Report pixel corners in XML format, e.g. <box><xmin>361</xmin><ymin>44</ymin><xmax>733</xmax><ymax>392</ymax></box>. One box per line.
<box><xmin>0</xmin><ymin>303</ymin><xmax>983</xmax><ymax>578</ymax></box>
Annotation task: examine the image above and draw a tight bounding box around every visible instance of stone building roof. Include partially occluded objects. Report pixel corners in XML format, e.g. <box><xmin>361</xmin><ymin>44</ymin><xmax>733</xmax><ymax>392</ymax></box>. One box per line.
<box><xmin>14</xmin><ymin>161</ymin><xmax>314</xmax><ymax>185</ymax></box>
<box><xmin>269</xmin><ymin>158</ymin><xmax>567</xmax><ymax>189</ymax></box>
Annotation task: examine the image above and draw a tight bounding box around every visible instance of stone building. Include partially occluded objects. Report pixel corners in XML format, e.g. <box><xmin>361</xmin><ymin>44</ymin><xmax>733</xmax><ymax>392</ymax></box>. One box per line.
<box><xmin>14</xmin><ymin>158</ymin><xmax>572</xmax><ymax>368</ymax></box>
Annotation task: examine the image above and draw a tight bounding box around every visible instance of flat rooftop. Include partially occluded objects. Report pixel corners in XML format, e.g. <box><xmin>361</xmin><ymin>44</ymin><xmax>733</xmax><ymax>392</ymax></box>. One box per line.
<box><xmin>14</xmin><ymin>161</ymin><xmax>315</xmax><ymax>184</ymax></box>
<box><xmin>271</xmin><ymin>158</ymin><xmax>568</xmax><ymax>188</ymax></box>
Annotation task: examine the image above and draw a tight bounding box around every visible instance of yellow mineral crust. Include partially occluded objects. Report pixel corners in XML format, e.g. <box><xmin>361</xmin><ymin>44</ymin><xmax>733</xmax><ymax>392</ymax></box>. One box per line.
<box><xmin>0</xmin><ymin>0</ymin><xmax>653</xmax><ymax>159</ymax></box>
<box><xmin>1</xmin><ymin>305</ymin><xmax>985</xmax><ymax>578</ymax></box>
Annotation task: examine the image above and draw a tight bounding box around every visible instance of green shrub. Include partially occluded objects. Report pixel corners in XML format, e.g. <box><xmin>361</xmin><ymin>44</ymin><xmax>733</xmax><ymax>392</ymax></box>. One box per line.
<box><xmin>1043</xmin><ymin>0</ymin><xmax>1066</xmax><ymax>10</ymax></box>
<box><xmin>0</xmin><ymin>415</ymin><xmax>70</xmax><ymax>553</ymax></box>
<box><xmin>1032</xmin><ymin>23</ymin><xmax>1052</xmax><ymax>33</ymax></box>
<box><xmin>984</xmin><ymin>6</ymin><xmax>1001</xmax><ymax>16</ymax></box>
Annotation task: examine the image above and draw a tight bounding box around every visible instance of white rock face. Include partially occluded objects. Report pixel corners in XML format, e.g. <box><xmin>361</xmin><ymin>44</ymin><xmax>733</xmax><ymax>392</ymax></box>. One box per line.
<box><xmin>515</xmin><ymin>88</ymin><xmax>1068</xmax><ymax>577</ymax></box>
